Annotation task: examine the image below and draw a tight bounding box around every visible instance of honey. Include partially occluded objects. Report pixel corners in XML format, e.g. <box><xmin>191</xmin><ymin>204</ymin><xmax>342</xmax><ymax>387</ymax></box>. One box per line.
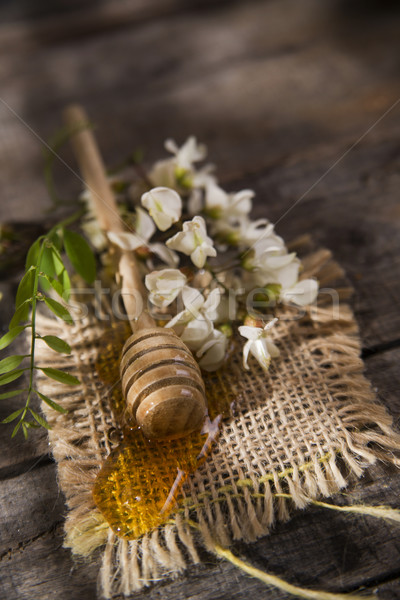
<box><xmin>93</xmin><ymin>323</ymin><xmax>233</xmax><ymax>540</ymax></box>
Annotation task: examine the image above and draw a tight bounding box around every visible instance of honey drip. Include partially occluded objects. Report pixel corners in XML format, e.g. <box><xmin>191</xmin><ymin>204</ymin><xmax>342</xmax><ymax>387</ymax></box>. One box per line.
<box><xmin>93</xmin><ymin>323</ymin><xmax>233</xmax><ymax>540</ymax></box>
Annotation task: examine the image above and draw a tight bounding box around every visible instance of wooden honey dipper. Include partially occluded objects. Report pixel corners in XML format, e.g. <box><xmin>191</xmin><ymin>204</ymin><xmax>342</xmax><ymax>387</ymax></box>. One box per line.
<box><xmin>64</xmin><ymin>105</ymin><xmax>207</xmax><ymax>440</ymax></box>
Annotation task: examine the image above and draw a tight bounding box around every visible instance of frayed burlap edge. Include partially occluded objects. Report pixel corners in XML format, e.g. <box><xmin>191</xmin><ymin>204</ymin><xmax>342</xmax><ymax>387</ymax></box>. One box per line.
<box><xmin>35</xmin><ymin>241</ymin><xmax>400</xmax><ymax>598</ymax></box>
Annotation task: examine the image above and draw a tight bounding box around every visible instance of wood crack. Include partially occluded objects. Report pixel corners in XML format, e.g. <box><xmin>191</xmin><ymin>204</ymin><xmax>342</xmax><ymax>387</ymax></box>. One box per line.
<box><xmin>0</xmin><ymin>521</ymin><xmax>64</xmax><ymax>562</ymax></box>
<box><xmin>362</xmin><ymin>338</ymin><xmax>400</xmax><ymax>359</ymax></box>
<box><xmin>339</xmin><ymin>566</ymin><xmax>400</xmax><ymax>595</ymax></box>
<box><xmin>0</xmin><ymin>453</ymin><xmax>53</xmax><ymax>482</ymax></box>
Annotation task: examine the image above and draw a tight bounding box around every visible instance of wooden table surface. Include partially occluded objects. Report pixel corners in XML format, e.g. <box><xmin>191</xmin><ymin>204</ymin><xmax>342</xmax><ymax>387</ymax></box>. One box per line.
<box><xmin>0</xmin><ymin>1</ymin><xmax>400</xmax><ymax>598</ymax></box>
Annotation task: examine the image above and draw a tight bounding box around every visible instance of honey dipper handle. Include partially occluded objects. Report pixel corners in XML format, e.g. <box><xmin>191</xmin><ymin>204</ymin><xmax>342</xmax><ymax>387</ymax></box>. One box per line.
<box><xmin>64</xmin><ymin>104</ymin><xmax>155</xmax><ymax>331</ymax></box>
<box><xmin>64</xmin><ymin>105</ymin><xmax>123</xmax><ymax>233</ymax></box>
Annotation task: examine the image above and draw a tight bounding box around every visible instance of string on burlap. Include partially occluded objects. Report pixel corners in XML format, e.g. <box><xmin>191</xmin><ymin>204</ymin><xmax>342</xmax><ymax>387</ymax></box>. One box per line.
<box><xmin>35</xmin><ymin>240</ymin><xmax>400</xmax><ymax>599</ymax></box>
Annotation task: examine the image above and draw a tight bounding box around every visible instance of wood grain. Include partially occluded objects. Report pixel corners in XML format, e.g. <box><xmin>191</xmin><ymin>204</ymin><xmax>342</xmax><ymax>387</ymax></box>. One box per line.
<box><xmin>0</xmin><ymin>0</ymin><xmax>399</xmax><ymax>221</ymax></box>
<box><xmin>0</xmin><ymin>0</ymin><xmax>399</xmax><ymax>598</ymax></box>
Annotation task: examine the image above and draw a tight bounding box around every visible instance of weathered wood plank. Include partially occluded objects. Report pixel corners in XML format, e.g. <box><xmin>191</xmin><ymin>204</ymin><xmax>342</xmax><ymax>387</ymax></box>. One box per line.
<box><xmin>0</xmin><ymin>0</ymin><xmax>239</xmax><ymax>49</ymax></box>
<box><xmin>374</xmin><ymin>581</ymin><xmax>400</xmax><ymax>600</ymax></box>
<box><xmin>0</xmin><ymin>527</ymin><xmax>99</xmax><ymax>600</ymax></box>
<box><xmin>240</xmin><ymin>137</ymin><xmax>400</xmax><ymax>351</ymax></box>
<box><xmin>364</xmin><ymin>347</ymin><xmax>400</xmax><ymax>421</ymax></box>
<box><xmin>0</xmin><ymin>463</ymin><xmax>62</xmax><ymax>551</ymax></box>
<box><xmin>0</xmin><ymin>0</ymin><xmax>399</xmax><ymax>222</ymax></box>
<box><xmin>0</xmin><ymin>347</ymin><xmax>399</xmax><ymax>598</ymax></box>
<box><xmin>0</xmin><ymin>0</ymin><xmax>399</xmax><ymax>597</ymax></box>
<box><xmin>1</xmin><ymin>463</ymin><xmax>400</xmax><ymax>599</ymax></box>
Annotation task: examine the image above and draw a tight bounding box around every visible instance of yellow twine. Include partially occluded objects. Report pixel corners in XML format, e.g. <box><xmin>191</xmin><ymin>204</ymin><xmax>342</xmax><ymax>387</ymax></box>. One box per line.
<box><xmin>310</xmin><ymin>499</ymin><xmax>400</xmax><ymax>523</ymax></box>
<box><xmin>274</xmin><ymin>494</ymin><xmax>400</xmax><ymax>524</ymax></box>
<box><xmin>212</xmin><ymin>544</ymin><xmax>374</xmax><ymax>600</ymax></box>
<box><xmin>183</xmin><ymin>519</ymin><xmax>373</xmax><ymax>600</ymax></box>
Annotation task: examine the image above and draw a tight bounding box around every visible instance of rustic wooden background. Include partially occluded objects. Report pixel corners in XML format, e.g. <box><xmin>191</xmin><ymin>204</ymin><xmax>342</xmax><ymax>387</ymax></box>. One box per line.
<box><xmin>0</xmin><ymin>0</ymin><xmax>400</xmax><ymax>598</ymax></box>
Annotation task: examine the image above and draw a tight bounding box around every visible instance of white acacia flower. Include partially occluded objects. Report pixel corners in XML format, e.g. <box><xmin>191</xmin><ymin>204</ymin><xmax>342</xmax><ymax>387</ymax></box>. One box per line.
<box><xmin>196</xmin><ymin>329</ymin><xmax>228</xmax><ymax>371</ymax></box>
<box><xmin>107</xmin><ymin>208</ymin><xmax>178</xmax><ymax>267</ymax></box>
<box><xmin>166</xmin><ymin>216</ymin><xmax>216</xmax><ymax>268</ymax></box>
<box><xmin>261</xmin><ymin>254</ymin><xmax>299</xmax><ymax>288</ymax></box>
<box><xmin>180</xmin><ymin>316</ymin><xmax>214</xmax><ymax>351</ymax></box>
<box><xmin>145</xmin><ymin>269</ymin><xmax>187</xmax><ymax>308</ymax></box>
<box><xmin>238</xmin><ymin>319</ymin><xmax>280</xmax><ymax>372</ymax></box>
<box><xmin>242</xmin><ymin>221</ymin><xmax>284</xmax><ymax>249</ymax></box>
<box><xmin>212</xmin><ymin>218</ymin><xmax>283</xmax><ymax>252</ymax></box>
<box><xmin>148</xmin><ymin>159</ymin><xmax>176</xmax><ymax>189</ymax></box>
<box><xmin>167</xmin><ymin>286</ymin><xmax>221</xmax><ymax>329</ymax></box>
<box><xmin>246</xmin><ymin>248</ymin><xmax>300</xmax><ymax>290</ymax></box>
<box><xmin>141</xmin><ymin>187</ymin><xmax>182</xmax><ymax>231</ymax></box>
<box><xmin>149</xmin><ymin>138</ymin><xmax>215</xmax><ymax>194</ymax></box>
<box><xmin>191</xmin><ymin>164</ymin><xmax>216</xmax><ymax>189</ymax></box>
<box><xmin>187</xmin><ymin>188</ymin><xmax>203</xmax><ymax>216</ymax></box>
<box><xmin>164</xmin><ymin>285</ymin><xmax>227</xmax><ymax>370</ymax></box>
<box><xmin>165</xmin><ymin>137</ymin><xmax>207</xmax><ymax>171</ymax></box>
<box><xmin>205</xmin><ymin>183</ymin><xmax>254</xmax><ymax>219</ymax></box>
<box><xmin>281</xmin><ymin>278</ymin><xmax>319</xmax><ymax>306</ymax></box>
<box><xmin>166</xmin><ymin>287</ymin><xmax>222</xmax><ymax>355</ymax></box>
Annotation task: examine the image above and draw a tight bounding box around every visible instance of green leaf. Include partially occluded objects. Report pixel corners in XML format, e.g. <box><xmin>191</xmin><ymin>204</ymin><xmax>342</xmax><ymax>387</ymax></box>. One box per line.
<box><xmin>41</xmin><ymin>271</ymin><xmax>71</xmax><ymax>302</ymax></box>
<box><xmin>36</xmin><ymin>390</ymin><xmax>68</xmax><ymax>414</ymax></box>
<box><xmin>24</xmin><ymin>421</ymin><xmax>40</xmax><ymax>429</ymax></box>
<box><xmin>63</xmin><ymin>228</ymin><xmax>96</xmax><ymax>283</ymax></box>
<box><xmin>45</xmin><ymin>275</ymin><xmax>63</xmax><ymax>297</ymax></box>
<box><xmin>0</xmin><ymin>355</ymin><xmax>26</xmax><ymax>375</ymax></box>
<box><xmin>9</xmin><ymin>301</ymin><xmax>30</xmax><ymax>329</ymax></box>
<box><xmin>40</xmin><ymin>244</ymin><xmax>56</xmax><ymax>276</ymax></box>
<box><xmin>39</xmin><ymin>274</ymin><xmax>63</xmax><ymax>299</ymax></box>
<box><xmin>11</xmin><ymin>420</ymin><xmax>22</xmax><ymax>437</ymax></box>
<box><xmin>25</xmin><ymin>238</ymin><xmax>41</xmax><ymax>270</ymax></box>
<box><xmin>59</xmin><ymin>269</ymin><xmax>71</xmax><ymax>301</ymax></box>
<box><xmin>0</xmin><ymin>369</ymin><xmax>25</xmax><ymax>386</ymax></box>
<box><xmin>15</xmin><ymin>268</ymin><xmax>35</xmax><ymax>309</ymax></box>
<box><xmin>2</xmin><ymin>408</ymin><xmax>24</xmax><ymax>424</ymax></box>
<box><xmin>50</xmin><ymin>231</ymin><xmax>63</xmax><ymax>252</ymax></box>
<box><xmin>0</xmin><ymin>389</ymin><xmax>26</xmax><ymax>400</ymax></box>
<box><xmin>40</xmin><ymin>367</ymin><xmax>80</xmax><ymax>386</ymax></box>
<box><xmin>0</xmin><ymin>326</ymin><xmax>26</xmax><ymax>350</ymax></box>
<box><xmin>39</xmin><ymin>239</ymin><xmax>64</xmax><ymax>294</ymax></box>
<box><xmin>39</xmin><ymin>246</ymin><xmax>56</xmax><ymax>292</ymax></box>
<box><xmin>29</xmin><ymin>409</ymin><xmax>51</xmax><ymax>430</ymax></box>
<box><xmin>22</xmin><ymin>422</ymin><xmax>28</xmax><ymax>440</ymax></box>
<box><xmin>43</xmin><ymin>297</ymin><xmax>73</xmax><ymax>324</ymax></box>
<box><xmin>51</xmin><ymin>245</ymin><xmax>65</xmax><ymax>277</ymax></box>
<box><xmin>41</xmin><ymin>335</ymin><xmax>71</xmax><ymax>354</ymax></box>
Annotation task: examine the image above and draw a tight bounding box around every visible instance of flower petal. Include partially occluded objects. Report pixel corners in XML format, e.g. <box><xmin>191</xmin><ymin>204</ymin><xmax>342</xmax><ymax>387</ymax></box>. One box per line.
<box><xmin>166</xmin><ymin>230</ymin><xmax>196</xmax><ymax>255</ymax></box>
<box><xmin>182</xmin><ymin>286</ymin><xmax>205</xmax><ymax>315</ymax></box>
<box><xmin>238</xmin><ymin>325</ymin><xmax>262</xmax><ymax>341</ymax></box>
<box><xmin>251</xmin><ymin>339</ymin><xmax>271</xmax><ymax>372</ymax></box>
<box><xmin>266</xmin><ymin>339</ymin><xmax>280</xmax><ymax>358</ymax></box>
<box><xmin>202</xmin><ymin>288</ymin><xmax>222</xmax><ymax>321</ymax></box>
<box><xmin>197</xmin><ymin>330</ymin><xmax>227</xmax><ymax>371</ymax></box>
<box><xmin>242</xmin><ymin>340</ymin><xmax>252</xmax><ymax>370</ymax></box>
<box><xmin>141</xmin><ymin>187</ymin><xmax>182</xmax><ymax>231</ymax></box>
<box><xmin>181</xmin><ymin>317</ymin><xmax>213</xmax><ymax>351</ymax></box>
<box><xmin>150</xmin><ymin>243</ymin><xmax>179</xmax><ymax>268</ymax></box>
<box><xmin>145</xmin><ymin>268</ymin><xmax>187</xmax><ymax>307</ymax></box>
<box><xmin>282</xmin><ymin>278</ymin><xmax>319</xmax><ymax>306</ymax></box>
<box><xmin>135</xmin><ymin>207</ymin><xmax>156</xmax><ymax>242</ymax></box>
<box><xmin>107</xmin><ymin>231</ymin><xmax>142</xmax><ymax>251</ymax></box>
<box><xmin>190</xmin><ymin>245</ymin><xmax>206</xmax><ymax>268</ymax></box>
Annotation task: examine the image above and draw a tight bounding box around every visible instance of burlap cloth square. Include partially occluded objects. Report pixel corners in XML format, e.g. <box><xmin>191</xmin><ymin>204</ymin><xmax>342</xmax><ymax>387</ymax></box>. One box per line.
<box><xmin>34</xmin><ymin>240</ymin><xmax>400</xmax><ymax>598</ymax></box>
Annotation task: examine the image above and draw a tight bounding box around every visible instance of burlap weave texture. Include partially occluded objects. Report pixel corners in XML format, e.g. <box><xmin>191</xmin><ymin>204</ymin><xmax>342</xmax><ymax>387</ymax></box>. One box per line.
<box><xmin>35</xmin><ymin>243</ymin><xmax>400</xmax><ymax>597</ymax></box>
